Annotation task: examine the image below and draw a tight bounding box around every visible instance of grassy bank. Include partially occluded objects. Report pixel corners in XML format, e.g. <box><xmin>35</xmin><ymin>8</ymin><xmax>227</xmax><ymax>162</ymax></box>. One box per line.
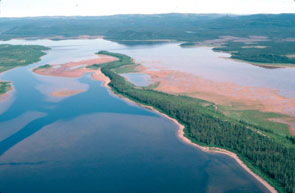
<box><xmin>90</xmin><ymin>51</ymin><xmax>295</xmax><ymax>193</ymax></box>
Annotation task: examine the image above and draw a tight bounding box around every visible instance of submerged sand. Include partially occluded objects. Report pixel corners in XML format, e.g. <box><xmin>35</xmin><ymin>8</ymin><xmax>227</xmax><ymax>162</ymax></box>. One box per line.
<box><xmin>33</xmin><ymin>54</ymin><xmax>278</xmax><ymax>192</ymax></box>
<box><xmin>33</xmin><ymin>54</ymin><xmax>117</xmax><ymax>100</ymax></box>
<box><xmin>34</xmin><ymin>55</ymin><xmax>118</xmax><ymax>78</ymax></box>
<box><xmin>136</xmin><ymin>65</ymin><xmax>295</xmax><ymax>133</ymax></box>
<box><xmin>50</xmin><ymin>89</ymin><xmax>84</xmax><ymax>97</ymax></box>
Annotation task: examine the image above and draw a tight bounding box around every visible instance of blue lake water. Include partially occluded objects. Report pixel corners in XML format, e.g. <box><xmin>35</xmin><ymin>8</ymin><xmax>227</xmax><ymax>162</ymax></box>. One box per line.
<box><xmin>0</xmin><ymin>39</ymin><xmax>271</xmax><ymax>193</ymax></box>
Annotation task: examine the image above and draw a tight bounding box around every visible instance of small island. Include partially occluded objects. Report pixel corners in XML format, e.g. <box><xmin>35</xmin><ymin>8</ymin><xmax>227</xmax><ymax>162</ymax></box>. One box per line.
<box><xmin>0</xmin><ymin>81</ymin><xmax>11</xmax><ymax>95</ymax></box>
<box><xmin>180</xmin><ymin>39</ymin><xmax>295</xmax><ymax>68</ymax></box>
<box><xmin>0</xmin><ymin>44</ymin><xmax>49</xmax><ymax>97</ymax></box>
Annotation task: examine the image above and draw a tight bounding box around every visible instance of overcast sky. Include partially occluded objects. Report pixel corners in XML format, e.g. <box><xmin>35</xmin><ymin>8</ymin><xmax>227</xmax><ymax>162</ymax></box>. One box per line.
<box><xmin>1</xmin><ymin>0</ymin><xmax>294</xmax><ymax>17</ymax></box>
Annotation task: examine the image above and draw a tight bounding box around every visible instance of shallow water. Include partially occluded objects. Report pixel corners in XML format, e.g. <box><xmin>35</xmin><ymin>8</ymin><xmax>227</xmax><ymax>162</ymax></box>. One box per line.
<box><xmin>0</xmin><ymin>39</ymin><xmax>270</xmax><ymax>193</ymax></box>
<box><xmin>121</xmin><ymin>73</ymin><xmax>152</xmax><ymax>87</ymax></box>
<box><xmin>116</xmin><ymin>43</ymin><xmax>295</xmax><ymax>98</ymax></box>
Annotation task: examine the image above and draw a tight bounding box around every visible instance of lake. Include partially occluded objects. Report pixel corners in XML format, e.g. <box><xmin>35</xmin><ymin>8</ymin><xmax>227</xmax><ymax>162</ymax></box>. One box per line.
<box><xmin>0</xmin><ymin>38</ymin><xmax>271</xmax><ymax>193</ymax></box>
<box><xmin>117</xmin><ymin>43</ymin><xmax>295</xmax><ymax>99</ymax></box>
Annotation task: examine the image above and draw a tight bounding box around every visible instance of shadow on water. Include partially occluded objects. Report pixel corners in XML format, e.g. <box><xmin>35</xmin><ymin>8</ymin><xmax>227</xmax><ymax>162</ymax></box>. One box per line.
<box><xmin>0</xmin><ymin>39</ymin><xmax>271</xmax><ymax>193</ymax></box>
<box><xmin>0</xmin><ymin>72</ymin><xmax>156</xmax><ymax>156</ymax></box>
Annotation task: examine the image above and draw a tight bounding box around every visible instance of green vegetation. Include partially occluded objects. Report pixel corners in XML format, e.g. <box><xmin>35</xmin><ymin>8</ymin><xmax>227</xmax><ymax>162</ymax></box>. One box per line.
<box><xmin>1</xmin><ymin>14</ymin><xmax>294</xmax><ymax>41</ymax></box>
<box><xmin>34</xmin><ymin>64</ymin><xmax>52</xmax><ymax>70</ymax></box>
<box><xmin>213</xmin><ymin>41</ymin><xmax>295</xmax><ymax>66</ymax></box>
<box><xmin>0</xmin><ymin>44</ymin><xmax>49</xmax><ymax>73</ymax></box>
<box><xmin>0</xmin><ymin>44</ymin><xmax>49</xmax><ymax>96</ymax></box>
<box><xmin>1</xmin><ymin>14</ymin><xmax>295</xmax><ymax>66</ymax></box>
<box><xmin>91</xmin><ymin>51</ymin><xmax>295</xmax><ymax>193</ymax></box>
<box><xmin>218</xmin><ymin>105</ymin><xmax>290</xmax><ymax>137</ymax></box>
<box><xmin>112</xmin><ymin>63</ymin><xmax>139</xmax><ymax>74</ymax></box>
<box><xmin>0</xmin><ymin>82</ymin><xmax>11</xmax><ymax>94</ymax></box>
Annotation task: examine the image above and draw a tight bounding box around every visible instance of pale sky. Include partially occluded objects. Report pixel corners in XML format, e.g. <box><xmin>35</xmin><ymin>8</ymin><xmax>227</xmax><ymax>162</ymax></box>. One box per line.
<box><xmin>1</xmin><ymin>0</ymin><xmax>294</xmax><ymax>17</ymax></box>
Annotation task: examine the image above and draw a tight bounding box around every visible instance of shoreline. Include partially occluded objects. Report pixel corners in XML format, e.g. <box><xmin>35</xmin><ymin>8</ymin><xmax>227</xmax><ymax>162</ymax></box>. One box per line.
<box><xmin>0</xmin><ymin>82</ymin><xmax>13</xmax><ymax>102</ymax></box>
<box><xmin>220</xmin><ymin>55</ymin><xmax>295</xmax><ymax>69</ymax></box>
<box><xmin>95</xmin><ymin>68</ymin><xmax>277</xmax><ymax>193</ymax></box>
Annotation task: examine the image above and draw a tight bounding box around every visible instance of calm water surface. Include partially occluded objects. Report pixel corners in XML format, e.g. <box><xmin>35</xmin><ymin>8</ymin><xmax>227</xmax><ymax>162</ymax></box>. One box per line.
<box><xmin>121</xmin><ymin>73</ymin><xmax>152</xmax><ymax>87</ymax></box>
<box><xmin>117</xmin><ymin>43</ymin><xmax>295</xmax><ymax>98</ymax></box>
<box><xmin>0</xmin><ymin>39</ymin><xmax>271</xmax><ymax>193</ymax></box>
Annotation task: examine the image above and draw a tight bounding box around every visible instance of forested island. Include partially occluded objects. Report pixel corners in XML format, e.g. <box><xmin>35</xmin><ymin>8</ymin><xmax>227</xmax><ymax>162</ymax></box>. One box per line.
<box><xmin>0</xmin><ymin>44</ymin><xmax>49</xmax><ymax>94</ymax></box>
<box><xmin>213</xmin><ymin>41</ymin><xmax>295</xmax><ymax>67</ymax></box>
<box><xmin>0</xmin><ymin>44</ymin><xmax>49</xmax><ymax>73</ymax></box>
<box><xmin>88</xmin><ymin>51</ymin><xmax>295</xmax><ymax>193</ymax></box>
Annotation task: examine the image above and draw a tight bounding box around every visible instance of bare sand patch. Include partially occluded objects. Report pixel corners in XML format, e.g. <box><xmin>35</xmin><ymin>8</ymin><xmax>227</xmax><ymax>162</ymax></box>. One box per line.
<box><xmin>91</xmin><ymin>69</ymin><xmax>110</xmax><ymax>87</ymax></box>
<box><xmin>33</xmin><ymin>55</ymin><xmax>118</xmax><ymax>78</ymax></box>
<box><xmin>50</xmin><ymin>89</ymin><xmax>84</xmax><ymax>97</ymax></box>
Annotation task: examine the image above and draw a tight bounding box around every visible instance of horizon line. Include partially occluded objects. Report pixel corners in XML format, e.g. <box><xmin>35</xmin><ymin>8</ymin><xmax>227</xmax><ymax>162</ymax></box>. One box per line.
<box><xmin>1</xmin><ymin>12</ymin><xmax>295</xmax><ymax>18</ymax></box>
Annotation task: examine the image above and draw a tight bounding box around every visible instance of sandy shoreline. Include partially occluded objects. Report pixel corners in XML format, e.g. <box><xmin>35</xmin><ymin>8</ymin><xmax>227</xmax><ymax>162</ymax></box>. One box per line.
<box><xmin>94</xmin><ymin>68</ymin><xmax>277</xmax><ymax>193</ymax></box>
<box><xmin>33</xmin><ymin>54</ymin><xmax>118</xmax><ymax>78</ymax></box>
<box><xmin>91</xmin><ymin>70</ymin><xmax>110</xmax><ymax>87</ymax></box>
<box><xmin>31</xmin><ymin>52</ymin><xmax>278</xmax><ymax>192</ymax></box>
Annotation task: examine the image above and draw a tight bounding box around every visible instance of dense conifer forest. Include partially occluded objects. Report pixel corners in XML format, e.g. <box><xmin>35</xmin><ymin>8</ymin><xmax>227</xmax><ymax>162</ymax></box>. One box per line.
<box><xmin>1</xmin><ymin>14</ymin><xmax>294</xmax><ymax>66</ymax></box>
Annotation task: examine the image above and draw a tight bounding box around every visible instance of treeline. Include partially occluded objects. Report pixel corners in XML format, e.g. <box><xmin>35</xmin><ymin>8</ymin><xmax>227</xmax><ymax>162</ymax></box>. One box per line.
<box><xmin>94</xmin><ymin>51</ymin><xmax>295</xmax><ymax>193</ymax></box>
<box><xmin>213</xmin><ymin>41</ymin><xmax>295</xmax><ymax>65</ymax></box>
<box><xmin>1</xmin><ymin>14</ymin><xmax>295</xmax><ymax>41</ymax></box>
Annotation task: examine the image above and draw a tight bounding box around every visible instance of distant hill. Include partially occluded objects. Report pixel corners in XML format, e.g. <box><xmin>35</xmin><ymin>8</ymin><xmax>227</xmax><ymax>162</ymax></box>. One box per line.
<box><xmin>0</xmin><ymin>13</ymin><xmax>294</xmax><ymax>41</ymax></box>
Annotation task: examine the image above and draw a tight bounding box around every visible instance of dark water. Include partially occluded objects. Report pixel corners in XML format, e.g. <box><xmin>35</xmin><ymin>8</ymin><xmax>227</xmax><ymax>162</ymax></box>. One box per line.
<box><xmin>0</xmin><ymin>39</ymin><xmax>269</xmax><ymax>193</ymax></box>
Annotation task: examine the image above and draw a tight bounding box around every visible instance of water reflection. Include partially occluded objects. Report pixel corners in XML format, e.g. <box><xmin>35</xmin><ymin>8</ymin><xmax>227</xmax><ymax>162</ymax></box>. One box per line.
<box><xmin>0</xmin><ymin>38</ymin><xmax>271</xmax><ymax>193</ymax></box>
